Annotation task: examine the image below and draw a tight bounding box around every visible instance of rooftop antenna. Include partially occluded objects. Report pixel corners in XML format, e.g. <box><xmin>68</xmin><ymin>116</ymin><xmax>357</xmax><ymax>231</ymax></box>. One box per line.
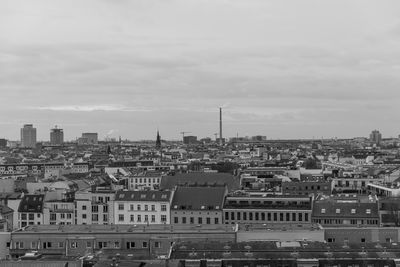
<box><xmin>219</xmin><ymin>107</ymin><xmax>223</xmax><ymax>145</ymax></box>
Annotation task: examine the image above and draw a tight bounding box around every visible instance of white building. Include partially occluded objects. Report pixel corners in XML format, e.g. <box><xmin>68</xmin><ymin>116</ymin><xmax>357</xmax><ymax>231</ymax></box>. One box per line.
<box><xmin>112</xmin><ymin>190</ymin><xmax>173</xmax><ymax>225</ymax></box>
<box><xmin>127</xmin><ymin>171</ymin><xmax>163</xmax><ymax>190</ymax></box>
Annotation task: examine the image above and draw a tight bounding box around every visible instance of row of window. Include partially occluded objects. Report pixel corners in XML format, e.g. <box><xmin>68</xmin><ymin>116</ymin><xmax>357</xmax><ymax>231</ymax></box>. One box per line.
<box><xmin>284</xmin><ymin>185</ymin><xmax>329</xmax><ymax>191</ymax></box>
<box><xmin>225</xmin><ymin>211</ymin><xmax>309</xmax><ymax>222</ymax></box>
<box><xmin>20</xmin><ymin>213</ymin><xmax>40</xmax><ymax>220</ymax></box>
<box><xmin>89</xmin><ymin>205</ymin><xmax>108</xmax><ymax>213</ymax></box>
<box><xmin>50</xmin><ymin>213</ymin><xmax>73</xmax><ymax>220</ymax></box>
<box><xmin>118</xmin><ymin>214</ymin><xmax>167</xmax><ymax>223</ymax></box>
<box><xmin>335</xmin><ymin>181</ymin><xmax>367</xmax><ymax>187</ymax></box>
<box><xmin>320</xmin><ymin>208</ymin><xmax>372</xmax><ymax>214</ymax></box>
<box><xmin>173</xmin><ymin>216</ymin><xmax>219</xmax><ymax>224</ymax></box>
<box><xmin>91</xmin><ymin>196</ymin><xmax>111</xmax><ymax>203</ymax></box>
<box><xmin>118</xmin><ymin>204</ymin><xmax>167</xmax><ymax>212</ymax></box>
<box><xmin>131</xmin><ymin>178</ymin><xmax>160</xmax><ymax>184</ymax></box>
<box><xmin>313</xmin><ymin>219</ymin><xmax>379</xmax><ymax>225</ymax></box>
<box><xmin>13</xmin><ymin>240</ymin><xmax>161</xmax><ymax>250</ymax></box>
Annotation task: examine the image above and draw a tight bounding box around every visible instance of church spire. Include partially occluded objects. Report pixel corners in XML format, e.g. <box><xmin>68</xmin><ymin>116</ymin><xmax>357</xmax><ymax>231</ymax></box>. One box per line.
<box><xmin>156</xmin><ymin>129</ymin><xmax>161</xmax><ymax>149</ymax></box>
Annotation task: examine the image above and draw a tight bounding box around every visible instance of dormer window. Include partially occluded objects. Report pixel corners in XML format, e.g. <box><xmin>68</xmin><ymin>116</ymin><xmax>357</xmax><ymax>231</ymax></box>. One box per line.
<box><xmin>321</xmin><ymin>209</ymin><xmax>326</xmax><ymax>214</ymax></box>
<box><xmin>351</xmin><ymin>209</ymin><xmax>356</xmax><ymax>214</ymax></box>
<box><xmin>366</xmin><ymin>209</ymin><xmax>371</xmax><ymax>214</ymax></box>
<box><xmin>336</xmin><ymin>209</ymin><xmax>340</xmax><ymax>214</ymax></box>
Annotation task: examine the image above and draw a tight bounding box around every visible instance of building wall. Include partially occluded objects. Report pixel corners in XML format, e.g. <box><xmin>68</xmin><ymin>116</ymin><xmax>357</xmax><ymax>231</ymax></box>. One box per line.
<box><xmin>223</xmin><ymin>209</ymin><xmax>312</xmax><ymax>225</ymax></box>
<box><xmin>325</xmin><ymin>227</ymin><xmax>400</xmax><ymax>244</ymax></box>
<box><xmin>43</xmin><ymin>202</ymin><xmax>75</xmax><ymax>225</ymax></box>
<box><xmin>237</xmin><ymin>229</ymin><xmax>324</xmax><ymax>242</ymax></box>
<box><xmin>282</xmin><ymin>181</ymin><xmax>332</xmax><ymax>196</ymax></box>
<box><xmin>113</xmin><ymin>201</ymin><xmax>170</xmax><ymax>225</ymax></box>
<box><xmin>171</xmin><ymin>210</ymin><xmax>223</xmax><ymax>225</ymax></box>
<box><xmin>127</xmin><ymin>176</ymin><xmax>162</xmax><ymax>190</ymax></box>
<box><xmin>0</xmin><ymin>232</ymin><xmax>10</xmax><ymax>260</ymax></box>
<box><xmin>9</xmin><ymin>227</ymin><xmax>236</xmax><ymax>258</ymax></box>
<box><xmin>75</xmin><ymin>191</ymin><xmax>114</xmax><ymax>225</ymax></box>
<box><xmin>17</xmin><ymin>212</ymin><xmax>43</xmax><ymax>228</ymax></box>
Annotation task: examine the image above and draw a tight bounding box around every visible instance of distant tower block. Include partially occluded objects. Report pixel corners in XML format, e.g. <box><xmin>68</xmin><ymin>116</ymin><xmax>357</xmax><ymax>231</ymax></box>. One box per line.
<box><xmin>50</xmin><ymin>126</ymin><xmax>64</xmax><ymax>146</ymax></box>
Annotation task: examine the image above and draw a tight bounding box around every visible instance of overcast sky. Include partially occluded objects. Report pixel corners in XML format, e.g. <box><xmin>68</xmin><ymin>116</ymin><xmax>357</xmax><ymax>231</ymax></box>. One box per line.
<box><xmin>1</xmin><ymin>0</ymin><xmax>400</xmax><ymax>141</ymax></box>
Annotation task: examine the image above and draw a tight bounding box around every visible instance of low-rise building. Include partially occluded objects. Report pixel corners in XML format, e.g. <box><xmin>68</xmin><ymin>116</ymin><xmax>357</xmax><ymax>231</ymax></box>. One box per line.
<box><xmin>127</xmin><ymin>171</ymin><xmax>163</xmax><ymax>190</ymax></box>
<box><xmin>312</xmin><ymin>194</ymin><xmax>379</xmax><ymax>227</ymax></box>
<box><xmin>171</xmin><ymin>186</ymin><xmax>227</xmax><ymax>225</ymax></box>
<box><xmin>8</xmin><ymin>224</ymin><xmax>237</xmax><ymax>258</ymax></box>
<box><xmin>17</xmin><ymin>194</ymin><xmax>45</xmax><ymax>228</ymax></box>
<box><xmin>112</xmin><ymin>190</ymin><xmax>173</xmax><ymax>225</ymax></box>
<box><xmin>74</xmin><ymin>186</ymin><xmax>116</xmax><ymax>225</ymax></box>
<box><xmin>333</xmin><ymin>176</ymin><xmax>383</xmax><ymax>194</ymax></box>
<box><xmin>223</xmin><ymin>194</ymin><xmax>313</xmax><ymax>225</ymax></box>
<box><xmin>282</xmin><ymin>180</ymin><xmax>332</xmax><ymax>196</ymax></box>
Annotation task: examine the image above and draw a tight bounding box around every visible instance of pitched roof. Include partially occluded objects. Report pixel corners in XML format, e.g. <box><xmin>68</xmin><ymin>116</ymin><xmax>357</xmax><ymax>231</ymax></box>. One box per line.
<box><xmin>0</xmin><ymin>205</ymin><xmax>13</xmax><ymax>214</ymax></box>
<box><xmin>171</xmin><ymin>186</ymin><xmax>226</xmax><ymax>210</ymax></box>
<box><xmin>115</xmin><ymin>190</ymin><xmax>172</xmax><ymax>202</ymax></box>
<box><xmin>312</xmin><ymin>201</ymin><xmax>378</xmax><ymax>218</ymax></box>
<box><xmin>160</xmin><ymin>172</ymin><xmax>239</xmax><ymax>191</ymax></box>
<box><xmin>18</xmin><ymin>194</ymin><xmax>45</xmax><ymax>213</ymax></box>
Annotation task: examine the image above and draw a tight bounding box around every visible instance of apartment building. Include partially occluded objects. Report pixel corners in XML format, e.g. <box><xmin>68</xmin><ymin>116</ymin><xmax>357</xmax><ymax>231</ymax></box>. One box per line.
<box><xmin>17</xmin><ymin>194</ymin><xmax>45</xmax><ymax>228</ymax></box>
<box><xmin>44</xmin><ymin>200</ymin><xmax>75</xmax><ymax>225</ymax></box>
<box><xmin>223</xmin><ymin>194</ymin><xmax>313</xmax><ymax>225</ymax></box>
<box><xmin>282</xmin><ymin>180</ymin><xmax>332</xmax><ymax>196</ymax></box>
<box><xmin>312</xmin><ymin>194</ymin><xmax>379</xmax><ymax>227</ymax></box>
<box><xmin>74</xmin><ymin>186</ymin><xmax>116</xmax><ymax>225</ymax></box>
<box><xmin>127</xmin><ymin>171</ymin><xmax>163</xmax><ymax>190</ymax></box>
<box><xmin>171</xmin><ymin>186</ymin><xmax>227</xmax><ymax>225</ymax></box>
<box><xmin>112</xmin><ymin>190</ymin><xmax>173</xmax><ymax>225</ymax></box>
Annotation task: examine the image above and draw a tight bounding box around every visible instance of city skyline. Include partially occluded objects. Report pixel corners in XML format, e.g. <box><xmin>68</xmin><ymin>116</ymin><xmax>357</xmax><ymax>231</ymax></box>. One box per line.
<box><xmin>2</xmin><ymin>0</ymin><xmax>400</xmax><ymax>140</ymax></box>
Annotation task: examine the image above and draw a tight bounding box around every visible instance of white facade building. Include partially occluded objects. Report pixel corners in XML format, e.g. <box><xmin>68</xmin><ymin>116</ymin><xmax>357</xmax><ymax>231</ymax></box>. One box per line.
<box><xmin>112</xmin><ymin>190</ymin><xmax>173</xmax><ymax>225</ymax></box>
<box><xmin>127</xmin><ymin>172</ymin><xmax>163</xmax><ymax>190</ymax></box>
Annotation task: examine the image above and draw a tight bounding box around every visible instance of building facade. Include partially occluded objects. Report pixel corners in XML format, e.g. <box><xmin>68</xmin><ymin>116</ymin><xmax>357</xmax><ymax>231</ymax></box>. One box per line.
<box><xmin>112</xmin><ymin>190</ymin><xmax>173</xmax><ymax>225</ymax></box>
<box><xmin>171</xmin><ymin>186</ymin><xmax>226</xmax><ymax>225</ymax></box>
<box><xmin>127</xmin><ymin>171</ymin><xmax>163</xmax><ymax>190</ymax></box>
<box><xmin>223</xmin><ymin>194</ymin><xmax>313</xmax><ymax>225</ymax></box>
<box><xmin>312</xmin><ymin>194</ymin><xmax>380</xmax><ymax>227</ymax></box>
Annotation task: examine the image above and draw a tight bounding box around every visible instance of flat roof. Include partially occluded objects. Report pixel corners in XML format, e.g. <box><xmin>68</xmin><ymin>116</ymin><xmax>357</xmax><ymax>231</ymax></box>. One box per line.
<box><xmin>13</xmin><ymin>224</ymin><xmax>237</xmax><ymax>234</ymax></box>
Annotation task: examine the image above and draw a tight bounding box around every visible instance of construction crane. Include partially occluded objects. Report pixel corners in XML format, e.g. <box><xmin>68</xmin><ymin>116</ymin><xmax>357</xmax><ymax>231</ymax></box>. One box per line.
<box><xmin>180</xmin><ymin>131</ymin><xmax>191</xmax><ymax>141</ymax></box>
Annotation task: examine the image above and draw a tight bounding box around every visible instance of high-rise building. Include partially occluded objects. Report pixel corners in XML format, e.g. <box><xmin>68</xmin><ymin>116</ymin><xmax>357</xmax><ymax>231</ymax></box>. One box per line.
<box><xmin>20</xmin><ymin>124</ymin><xmax>37</xmax><ymax>148</ymax></box>
<box><xmin>50</xmin><ymin>126</ymin><xmax>64</xmax><ymax>145</ymax></box>
<box><xmin>370</xmin><ymin>130</ymin><xmax>382</xmax><ymax>145</ymax></box>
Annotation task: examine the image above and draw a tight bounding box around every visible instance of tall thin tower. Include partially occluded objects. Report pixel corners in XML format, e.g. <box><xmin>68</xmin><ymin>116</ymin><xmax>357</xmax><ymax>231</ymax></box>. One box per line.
<box><xmin>219</xmin><ymin>107</ymin><xmax>223</xmax><ymax>145</ymax></box>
